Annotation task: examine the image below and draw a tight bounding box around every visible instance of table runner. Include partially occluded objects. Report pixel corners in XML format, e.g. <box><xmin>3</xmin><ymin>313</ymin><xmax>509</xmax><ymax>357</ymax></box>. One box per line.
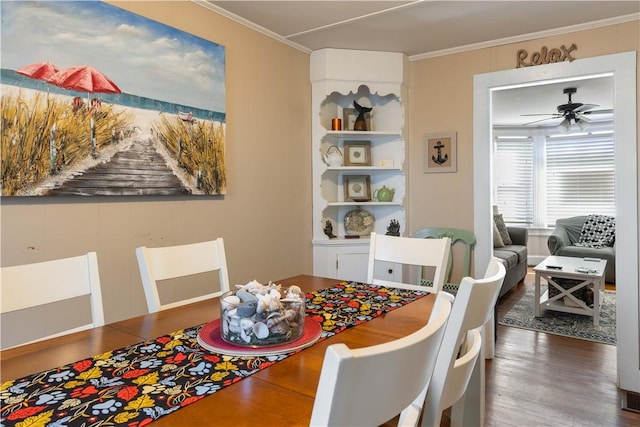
<box><xmin>1</xmin><ymin>282</ymin><xmax>427</xmax><ymax>426</ymax></box>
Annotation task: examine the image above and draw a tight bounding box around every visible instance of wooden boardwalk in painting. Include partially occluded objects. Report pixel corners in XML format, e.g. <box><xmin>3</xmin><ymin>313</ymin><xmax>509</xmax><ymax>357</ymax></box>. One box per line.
<box><xmin>45</xmin><ymin>138</ymin><xmax>190</xmax><ymax>196</ymax></box>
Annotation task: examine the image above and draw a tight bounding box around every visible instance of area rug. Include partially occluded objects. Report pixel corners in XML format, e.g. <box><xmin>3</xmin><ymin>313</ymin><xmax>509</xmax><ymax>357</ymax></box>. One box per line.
<box><xmin>498</xmin><ymin>285</ymin><xmax>616</xmax><ymax>345</ymax></box>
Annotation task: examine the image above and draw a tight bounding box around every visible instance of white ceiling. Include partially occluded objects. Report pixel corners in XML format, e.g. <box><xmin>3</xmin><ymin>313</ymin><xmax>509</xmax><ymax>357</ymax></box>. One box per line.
<box><xmin>198</xmin><ymin>1</ymin><xmax>638</xmax><ymax>127</ymax></box>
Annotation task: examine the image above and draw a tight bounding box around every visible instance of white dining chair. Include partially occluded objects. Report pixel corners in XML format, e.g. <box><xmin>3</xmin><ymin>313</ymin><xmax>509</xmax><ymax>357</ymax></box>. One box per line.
<box><xmin>309</xmin><ymin>292</ymin><xmax>453</xmax><ymax>427</ymax></box>
<box><xmin>419</xmin><ymin>257</ymin><xmax>506</xmax><ymax>427</ymax></box>
<box><xmin>135</xmin><ymin>238</ymin><xmax>230</xmax><ymax>313</ymax></box>
<box><xmin>0</xmin><ymin>252</ymin><xmax>104</xmax><ymax>350</ymax></box>
<box><xmin>367</xmin><ymin>232</ymin><xmax>451</xmax><ymax>293</ymax></box>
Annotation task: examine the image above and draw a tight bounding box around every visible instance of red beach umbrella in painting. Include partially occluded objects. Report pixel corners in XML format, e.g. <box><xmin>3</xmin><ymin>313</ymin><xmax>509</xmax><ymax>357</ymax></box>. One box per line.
<box><xmin>16</xmin><ymin>62</ymin><xmax>59</xmax><ymax>80</ymax></box>
<box><xmin>46</xmin><ymin>65</ymin><xmax>122</xmax><ymax>157</ymax></box>
<box><xmin>47</xmin><ymin>65</ymin><xmax>121</xmax><ymax>94</ymax></box>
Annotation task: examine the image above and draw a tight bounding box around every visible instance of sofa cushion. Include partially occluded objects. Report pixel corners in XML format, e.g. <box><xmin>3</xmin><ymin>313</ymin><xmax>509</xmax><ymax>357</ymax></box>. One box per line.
<box><xmin>576</xmin><ymin>214</ymin><xmax>615</xmax><ymax>249</ymax></box>
<box><xmin>493</xmin><ymin>214</ymin><xmax>512</xmax><ymax>245</ymax></box>
<box><xmin>504</xmin><ymin>244</ymin><xmax>528</xmax><ymax>264</ymax></box>
<box><xmin>493</xmin><ymin>223</ymin><xmax>505</xmax><ymax>248</ymax></box>
<box><xmin>556</xmin><ymin>244</ymin><xmax>615</xmax><ymax>260</ymax></box>
<box><xmin>493</xmin><ymin>248</ymin><xmax>518</xmax><ymax>269</ymax></box>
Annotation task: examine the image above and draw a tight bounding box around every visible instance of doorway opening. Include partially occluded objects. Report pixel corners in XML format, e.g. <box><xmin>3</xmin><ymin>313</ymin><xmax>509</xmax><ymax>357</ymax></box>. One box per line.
<box><xmin>473</xmin><ymin>52</ymin><xmax>638</xmax><ymax>392</ymax></box>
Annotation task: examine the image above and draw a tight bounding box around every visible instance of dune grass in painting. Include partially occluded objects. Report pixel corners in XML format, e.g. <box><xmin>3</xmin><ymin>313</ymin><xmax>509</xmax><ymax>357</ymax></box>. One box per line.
<box><xmin>1</xmin><ymin>91</ymin><xmax>133</xmax><ymax>195</ymax></box>
<box><xmin>1</xmin><ymin>89</ymin><xmax>227</xmax><ymax>196</ymax></box>
<box><xmin>154</xmin><ymin>115</ymin><xmax>226</xmax><ymax>195</ymax></box>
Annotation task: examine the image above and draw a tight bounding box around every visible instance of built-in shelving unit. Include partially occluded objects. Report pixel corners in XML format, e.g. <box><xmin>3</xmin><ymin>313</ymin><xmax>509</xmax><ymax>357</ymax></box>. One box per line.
<box><xmin>310</xmin><ymin>49</ymin><xmax>408</xmax><ymax>282</ymax></box>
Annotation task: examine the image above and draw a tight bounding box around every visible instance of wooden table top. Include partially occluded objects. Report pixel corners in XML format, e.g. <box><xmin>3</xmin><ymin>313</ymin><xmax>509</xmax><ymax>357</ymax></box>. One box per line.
<box><xmin>0</xmin><ymin>275</ymin><xmax>436</xmax><ymax>426</ymax></box>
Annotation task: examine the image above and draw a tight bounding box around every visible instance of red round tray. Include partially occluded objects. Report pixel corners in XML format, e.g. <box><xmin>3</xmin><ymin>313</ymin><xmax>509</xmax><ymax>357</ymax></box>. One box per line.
<box><xmin>197</xmin><ymin>317</ymin><xmax>322</xmax><ymax>356</ymax></box>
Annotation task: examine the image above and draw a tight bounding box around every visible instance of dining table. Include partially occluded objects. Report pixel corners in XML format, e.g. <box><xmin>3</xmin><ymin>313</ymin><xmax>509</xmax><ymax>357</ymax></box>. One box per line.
<box><xmin>0</xmin><ymin>274</ymin><xmax>481</xmax><ymax>426</ymax></box>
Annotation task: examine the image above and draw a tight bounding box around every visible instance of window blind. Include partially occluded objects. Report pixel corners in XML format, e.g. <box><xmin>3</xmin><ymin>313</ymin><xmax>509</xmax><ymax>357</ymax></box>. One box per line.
<box><xmin>493</xmin><ymin>131</ymin><xmax>615</xmax><ymax>228</ymax></box>
<box><xmin>493</xmin><ymin>138</ymin><xmax>534</xmax><ymax>226</ymax></box>
<box><xmin>545</xmin><ymin>134</ymin><xmax>615</xmax><ymax>226</ymax></box>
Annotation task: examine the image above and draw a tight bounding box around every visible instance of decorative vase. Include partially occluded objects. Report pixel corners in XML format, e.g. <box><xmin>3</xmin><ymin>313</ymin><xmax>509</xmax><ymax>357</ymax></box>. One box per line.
<box><xmin>220</xmin><ymin>282</ymin><xmax>305</xmax><ymax>347</ymax></box>
<box><xmin>353</xmin><ymin>101</ymin><xmax>372</xmax><ymax>131</ymax></box>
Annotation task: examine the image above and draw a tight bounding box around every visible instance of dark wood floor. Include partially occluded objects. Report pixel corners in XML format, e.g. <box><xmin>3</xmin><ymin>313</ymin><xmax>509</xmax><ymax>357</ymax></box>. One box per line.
<box><xmin>485</xmin><ymin>270</ymin><xmax>640</xmax><ymax>427</ymax></box>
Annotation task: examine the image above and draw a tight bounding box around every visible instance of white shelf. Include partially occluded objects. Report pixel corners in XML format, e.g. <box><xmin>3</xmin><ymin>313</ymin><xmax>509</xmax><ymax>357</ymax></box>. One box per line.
<box><xmin>539</xmin><ymin>289</ymin><xmax>599</xmax><ymax>317</ymax></box>
<box><xmin>324</xmin><ymin>131</ymin><xmax>401</xmax><ymax>141</ymax></box>
<box><xmin>311</xmin><ymin>49</ymin><xmax>407</xmax><ymax>282</ymax></box>
<box><xmin>312</xmin><ymin>238</ymin><xmax>370</xmax><ymax>246</ymax></box>
<box><xmin>327</xmin><ymin>201</ymin><xmax>402</xmax><ymax>207</ymax></box>
<box><xmin>326</xmin><ymin>166</ymin><xmax>402</xmax><ymax>172</ymax></box>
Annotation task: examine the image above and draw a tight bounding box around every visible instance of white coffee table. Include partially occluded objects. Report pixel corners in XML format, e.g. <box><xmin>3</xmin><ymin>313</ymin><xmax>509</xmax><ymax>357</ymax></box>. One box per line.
<box><xmin>534</xmin><ymin>255</ymin><xmax>607</xmax><ymax>326</ymax></box>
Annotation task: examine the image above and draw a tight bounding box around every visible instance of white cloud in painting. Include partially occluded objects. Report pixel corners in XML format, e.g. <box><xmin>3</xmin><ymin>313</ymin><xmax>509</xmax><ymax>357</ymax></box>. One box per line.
<box><xmin>0</xmin><ymin>1</ymin><xmax>225</xmax><ymax>113</ymax></box>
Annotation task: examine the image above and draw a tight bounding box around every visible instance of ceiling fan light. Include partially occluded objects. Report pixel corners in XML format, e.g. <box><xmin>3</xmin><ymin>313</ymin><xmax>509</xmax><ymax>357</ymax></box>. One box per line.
<box><xmin>577</xmin><ymin>118</ymin><xmax>590</xmax><ymax>131</ymax></box>
<box><xmin>556</xmin><ymin>118</ymin><xmax>571</xmax><ymax>133</ymax></box>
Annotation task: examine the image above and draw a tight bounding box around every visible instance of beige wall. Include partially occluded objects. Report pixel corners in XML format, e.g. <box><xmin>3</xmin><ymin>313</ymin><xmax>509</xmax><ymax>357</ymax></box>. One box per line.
<box><xmin>1</xmin><ymin>1</ymin><xmax>312</xmax><ymax>323</ymax></box>
<box><xmin>1</xmin><ymin>2</ymin><xmax>638</xmax><ymax>324</ymax></box>
<box><xmin>408</xmin><ymin>21</ymin><xmax>639</xmax><ymax>281</ymax></box>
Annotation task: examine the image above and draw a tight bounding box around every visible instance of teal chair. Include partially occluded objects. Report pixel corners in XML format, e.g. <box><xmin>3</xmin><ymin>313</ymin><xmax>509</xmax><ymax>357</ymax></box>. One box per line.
<box><xmin>415</xmin><ymin>227</ymin><xmax>506</xmax><ymax>343</ymax></box>
<box><xmin>414</xmin><ymin>227</ymin><xmax>476</xmax><ymax>292</ymax></box>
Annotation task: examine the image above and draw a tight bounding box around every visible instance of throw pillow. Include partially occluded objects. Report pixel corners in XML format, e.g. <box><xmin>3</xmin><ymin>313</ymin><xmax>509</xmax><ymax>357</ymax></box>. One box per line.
<box><xmin>493</xmin><ymin>222</ymin><xmax>505</xmax><ymax>248</ymax></box>
<box><xmin>576</xmin><ymin>214</ymin><xmax>615</xmax><ymax>248</ymax></box>
<box><xmin>493</xmin><ymin>214</ymin><xmax>512</xmax><ymax>245</ymax></box>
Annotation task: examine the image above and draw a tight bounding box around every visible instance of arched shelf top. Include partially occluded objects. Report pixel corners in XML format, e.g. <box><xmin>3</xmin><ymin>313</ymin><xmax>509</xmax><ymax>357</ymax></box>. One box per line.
<box><xmin>320</xmin><ymin>84</ymin><xmax>402</xmax><ymax>109</ymax></box>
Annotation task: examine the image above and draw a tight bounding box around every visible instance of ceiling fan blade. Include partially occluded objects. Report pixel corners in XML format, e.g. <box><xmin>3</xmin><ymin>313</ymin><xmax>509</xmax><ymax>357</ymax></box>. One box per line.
<box><xmin>582</xmin><ymin>108</ymin><xmax>614</xmax><ymax>115</ymax></box>
<box><xmin>520</xmin><ymin>113</ymin><xmax>562</xmax><ymax>117</ymax></box>
<box><xmin>576</xmin><ymin>113</ymin><xmax>591</xmax><ymax>123</ymax></box>
<box><xmin>573</xmin><ymin>103</ymin><xmax>599</xmax><ymax>113</ymax></box>
<box><xmin>523</xmin><ymin>116</ymin><xmax>561</xmax><ymax>126</ymax></box>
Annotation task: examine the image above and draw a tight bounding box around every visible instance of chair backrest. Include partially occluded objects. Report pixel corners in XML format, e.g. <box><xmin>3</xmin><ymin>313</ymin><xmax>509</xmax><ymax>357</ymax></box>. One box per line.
<box><xmin>555</xmin><ymin>215</ymin><xmax>589</xmax><ymax>244</ymax></box>
<box><xmin>310</xmin><ymin>292</ymin><xmax>452</xmax><ymax>427</ymax></box>
<box><xmin>367</xmin><ymin>232</ymin><xmax>451</xmax><ymax>293</ymax></box>
<box><xmin>135</xmin><ymin>238</ymin><xmax>230</xmax><ymax>313</ymax></box>
<box><xmin>0</xmin><ymin>252</ymin><xmax>104</xmax><ymax>349</ymax></box>
<box><xmin>414</xmin><ymin>227</ymin><xmax>476</xmax><ymax>283</ymax></box>
<box><xmin>420</xmin><ymin>257</ymin><xmax>506</xmax><ymax>427</ymax></box>
<box><xmin>436</xmin><ymin>327</ymin><xmax>482</xmax><ymax>413</ymax></box>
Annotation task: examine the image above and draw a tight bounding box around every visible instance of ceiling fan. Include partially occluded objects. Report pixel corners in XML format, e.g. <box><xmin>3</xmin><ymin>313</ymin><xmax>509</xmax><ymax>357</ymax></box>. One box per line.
<box><xmin>522</xmin><ymin>87</ymin><xmax>613</xmax><ymax>132</ymax></box>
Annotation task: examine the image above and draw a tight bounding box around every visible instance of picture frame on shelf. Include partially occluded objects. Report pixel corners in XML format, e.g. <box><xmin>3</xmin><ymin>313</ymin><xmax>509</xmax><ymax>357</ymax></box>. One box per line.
<box><xmin>344</xmin><ymin>141</ymin><xmax>372</xmax><ymax>166</ymax></box>
<box><xmin>344</xmin><ymin>175</ymin><xmax>371</xmax><ymax>202</ymax></box>
<box><xmin>423</xmin><ymin>131</ymin><xmax>457</xmax><ymax>173</ymax></box>
<box><xmin>342</xmin><ymin>108</ymin><xmax>357</xmax><ymax>131</ymax></box>
<box><xmin>341</xmin><ymin>107</ymin><xmax>372</xmax><ymax>131</ymax></box>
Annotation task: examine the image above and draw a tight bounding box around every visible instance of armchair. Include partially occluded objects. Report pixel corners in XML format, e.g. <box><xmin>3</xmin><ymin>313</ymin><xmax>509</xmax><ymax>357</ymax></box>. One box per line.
<box><xmin>548</xmin><ymin>215</ymin><xmax>615</xmax><ymax>283</ymax></box>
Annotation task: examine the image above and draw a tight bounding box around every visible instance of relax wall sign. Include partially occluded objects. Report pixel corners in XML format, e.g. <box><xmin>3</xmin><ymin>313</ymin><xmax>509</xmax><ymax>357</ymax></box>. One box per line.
<box><xmin>516</xmin><ymin>43</ymin><xmax>577</xmax><ymax>68</ymax></box>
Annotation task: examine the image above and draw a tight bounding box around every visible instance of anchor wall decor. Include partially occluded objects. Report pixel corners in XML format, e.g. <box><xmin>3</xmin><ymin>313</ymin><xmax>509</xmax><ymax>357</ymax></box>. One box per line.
<box><xmin>431</xmin><ymin>140</ymin><xmax>449</xmax><ymax>165</ymax></box>
<box><xmin>423</xmin><ymin>131</ymin><xmax>457</xmax><ymax>174</ymax></box>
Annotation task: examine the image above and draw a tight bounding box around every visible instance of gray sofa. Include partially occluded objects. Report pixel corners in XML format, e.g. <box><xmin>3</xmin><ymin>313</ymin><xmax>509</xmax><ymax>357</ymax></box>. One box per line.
<box><xmin>493</xmin><ymin>226</ymin><xmax>528</xmax><ymax>298</ymax></box>
<box><xmin>547</xmin><ymin>215</ymin><xmax>615</xmax><ymax>283</ymax></box>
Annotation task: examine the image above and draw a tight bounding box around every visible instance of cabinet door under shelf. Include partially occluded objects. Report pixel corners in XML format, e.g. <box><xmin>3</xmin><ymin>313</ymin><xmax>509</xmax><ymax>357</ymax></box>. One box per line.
<box><xmin>313</xmin><ymin>240</ymin><xmax>402</xmax><ymax>283</ymax></box>
<box><xmin>336</xmin><ymin>252</ymin><xmax>369</xmax><ymax>283</ymax></box>
<box><xmin>337</xmin><ymin>253</ymin><xmax>400</xmax><ymax>283</ymax></box>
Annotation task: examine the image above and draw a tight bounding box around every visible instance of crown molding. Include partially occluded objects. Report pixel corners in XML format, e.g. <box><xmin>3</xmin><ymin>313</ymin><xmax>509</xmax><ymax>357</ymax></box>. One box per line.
<box><xmin>408</xmin><ymin>13</ymin><xmax>640</xmax><ymax>61</ymax></box>
<box><xmin>193</xmin><ymin>0</ymin><xmax>312</xmax><ymax>54</ymax></box>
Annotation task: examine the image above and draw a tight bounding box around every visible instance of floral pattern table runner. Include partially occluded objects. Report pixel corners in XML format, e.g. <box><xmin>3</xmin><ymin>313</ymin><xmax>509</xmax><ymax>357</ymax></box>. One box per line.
<box><xmin>1</xmin><ymin>282</ymin><xmax>427</xmax><ymax>426</ymax></box>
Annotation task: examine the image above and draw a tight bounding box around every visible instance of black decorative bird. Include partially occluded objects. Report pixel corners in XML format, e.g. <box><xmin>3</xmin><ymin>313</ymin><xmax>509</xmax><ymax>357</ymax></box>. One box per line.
<box><xmin>353</xmin><ymin>101</ymin><xmax>372</xmax><ymax>131</ymax></box>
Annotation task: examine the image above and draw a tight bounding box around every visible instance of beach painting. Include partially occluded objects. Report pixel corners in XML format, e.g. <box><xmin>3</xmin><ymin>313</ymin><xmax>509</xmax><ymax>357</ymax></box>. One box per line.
<box><xmin>0</xmin><ymin>1</ymin><xmax>226</xmax><ymax>196</ymax></box>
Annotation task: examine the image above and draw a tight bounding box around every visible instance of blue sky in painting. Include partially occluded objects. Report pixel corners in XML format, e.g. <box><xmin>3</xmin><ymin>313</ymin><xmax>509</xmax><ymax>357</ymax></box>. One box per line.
<box><xmin>0</xmin><ymin>0</ymin><xmax>226</xmax><ymax>113</ymax></box>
